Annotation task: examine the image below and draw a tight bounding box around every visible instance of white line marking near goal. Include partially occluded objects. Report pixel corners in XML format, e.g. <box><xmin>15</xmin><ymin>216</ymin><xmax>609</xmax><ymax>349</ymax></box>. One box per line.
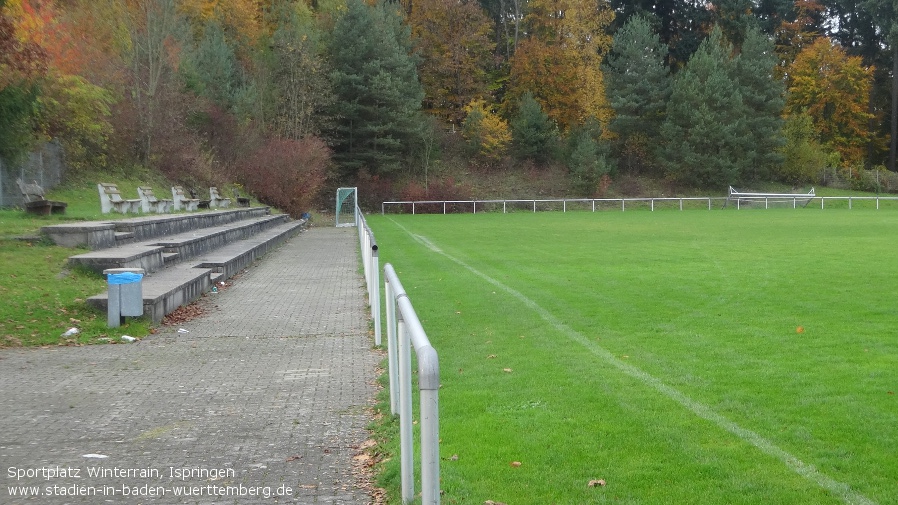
<box><xmin>391</xmin><ymin>219</ymin><xmax>876</xmax><ymax>505</ymax></box>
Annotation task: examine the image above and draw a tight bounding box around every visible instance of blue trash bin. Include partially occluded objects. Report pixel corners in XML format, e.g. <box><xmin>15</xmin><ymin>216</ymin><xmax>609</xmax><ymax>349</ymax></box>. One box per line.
<box><xmin>104</xmin><ymin>268</ymin><xmax>145</xmax><ymax>328</ymax></box>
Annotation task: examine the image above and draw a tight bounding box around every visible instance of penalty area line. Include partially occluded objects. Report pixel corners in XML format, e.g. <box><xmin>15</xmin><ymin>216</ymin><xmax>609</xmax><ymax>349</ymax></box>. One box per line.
<box><xmin>389</xmin><ymin>219</ymin><xmax>875</xmax><ymax>505</ymax></box>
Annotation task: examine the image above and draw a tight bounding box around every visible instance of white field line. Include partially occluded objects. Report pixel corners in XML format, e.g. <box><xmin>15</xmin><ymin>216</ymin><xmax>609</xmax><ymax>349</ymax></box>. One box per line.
<box><xmin>391</xmin><ymin>221</ymin><xmax>876</xmax><ymax>505</ymax></box>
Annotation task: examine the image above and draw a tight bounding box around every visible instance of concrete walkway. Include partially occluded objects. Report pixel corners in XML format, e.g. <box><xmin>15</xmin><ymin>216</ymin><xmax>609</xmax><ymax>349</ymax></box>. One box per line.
<box><xmin>0</xmin><ymin>227</ymin><xmax>380</xmax><ymax>504</ymax></box>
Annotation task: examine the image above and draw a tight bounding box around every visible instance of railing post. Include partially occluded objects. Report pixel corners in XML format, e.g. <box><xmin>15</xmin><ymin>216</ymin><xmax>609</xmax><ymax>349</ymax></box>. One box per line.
<box><xmin>371</xmin><ymin>244</ymin><xmax>380</xmax><ymax>346</ymax></box>
<box><xmin>385</xmin><ymin>279</ymin><xmax>398</xmax><ymax>415</ymax></box>
<box><xmin>384</xmin><ymin>264</ymin><xmax>441</xmax><ymax>504</ymax></box>
<box><xmin>398</xmin><ymin>316</ymin><xmax>415</xmax><ymax>502</ymax></box>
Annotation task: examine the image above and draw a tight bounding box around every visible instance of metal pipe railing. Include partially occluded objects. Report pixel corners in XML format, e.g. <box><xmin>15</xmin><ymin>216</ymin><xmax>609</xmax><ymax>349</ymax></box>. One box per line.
<box><xmin>384</xmin><ymin>263</ymin><xmax>440</xmax><ymax>505</ymax></box>
<box><xmin>355</xmin><ymin>208</ymin><xmax>381</xmax><ymax>345</ymax></box>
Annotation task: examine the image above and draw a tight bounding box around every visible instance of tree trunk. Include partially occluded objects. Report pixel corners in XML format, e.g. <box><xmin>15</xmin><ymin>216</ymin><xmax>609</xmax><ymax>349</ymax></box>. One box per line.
<box><xmin>889</xmin><ymin>41</ymin><xmax>898</xmax><ymax>172</ymax></box>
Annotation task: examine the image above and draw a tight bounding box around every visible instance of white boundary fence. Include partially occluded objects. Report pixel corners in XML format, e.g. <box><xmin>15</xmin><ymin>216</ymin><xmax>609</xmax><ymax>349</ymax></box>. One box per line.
<box><xmin>354</xmin><ymin>208</ymin><xmax>441</xmax><ymax>504</ymax></box>
<box><xmin>381</xmin><ymin>195</ymin><xmax>898</xmax><ymax>214</ymax></box>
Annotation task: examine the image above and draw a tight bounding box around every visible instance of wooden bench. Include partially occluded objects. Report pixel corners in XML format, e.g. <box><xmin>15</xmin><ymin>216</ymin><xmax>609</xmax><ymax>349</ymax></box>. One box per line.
<box><xmin>209</xmin><ymin>187</ymin><xmax>232</xmax><ymax>209</ymax></box>
<box><xmin>172</xmin><ymin>186</ymin><xmax>200</xmax><ymax>211</ymax></box>
<box><xmin>17</xmin><ymin>178</ymin><xmax>67</xmax><ymax>215</ymax></box>
<box><xmin>98</xmin><ymin>182</ymin><xmax>140</xmax><ymax>213</ymax></box>
<box><xmin>137</xmin><ymin>186</ymin><xmax>173</xmax><ymax>213</ymax></box>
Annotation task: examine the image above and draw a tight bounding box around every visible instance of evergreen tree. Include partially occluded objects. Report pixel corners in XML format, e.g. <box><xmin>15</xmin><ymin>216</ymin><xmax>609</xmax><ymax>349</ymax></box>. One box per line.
<box><xmin>565</xmin><ymin>117</ymin><xmax>612</xmax><ymax>195</ymax></box>
<box><xmin>328</xmin><ymin>0</ymin><xmax>425</xmax><ymax>176</ymax></box>
<box><xmin>510</xmin><ymin>91</ymin><xmax>559</xmax><ymax>163</ymax></box>
<box><xmin>660</xmin><ymin>26</ymin><xmax>750</xmax><ymax>187</ymax></box>
<box><xmin>181</xmin><ymin>21</ymin><xmax>241</xmax><ymax>109</ymax></box>
<box><xmin>604</xmin><ymin>14</ymin><xmax>671</xmax><ymax>174</ymax></box>
<box><xmin>732</xmin><ymin>25</ymin><xmax>786</xmax><ymax>182</ymax></box>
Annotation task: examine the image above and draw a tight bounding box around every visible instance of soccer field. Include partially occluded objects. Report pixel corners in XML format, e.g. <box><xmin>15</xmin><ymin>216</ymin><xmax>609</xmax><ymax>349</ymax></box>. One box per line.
<box><xmin>366</xmin><ymin>210</ymin><xmax>897</xmax><ymax>505</ymax></box>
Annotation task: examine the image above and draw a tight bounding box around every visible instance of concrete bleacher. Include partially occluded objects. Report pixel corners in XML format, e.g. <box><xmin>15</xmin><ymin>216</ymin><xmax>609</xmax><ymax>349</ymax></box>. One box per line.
<box><xmin>40</xmin><ymin>207</ymin><xmax>307</xmax><ymax>324</ymax></box>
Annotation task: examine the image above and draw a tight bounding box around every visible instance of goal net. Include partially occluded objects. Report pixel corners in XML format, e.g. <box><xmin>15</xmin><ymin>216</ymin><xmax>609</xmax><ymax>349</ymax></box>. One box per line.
<box><xmin>725</xmin><ymin>186</ymin><xmax>815</xmax><ymax>209</ymax></box>
<box><xmin>336</xmin><ymin>187</ymin><xmax>358</xmax><ymax>227</ymax></box>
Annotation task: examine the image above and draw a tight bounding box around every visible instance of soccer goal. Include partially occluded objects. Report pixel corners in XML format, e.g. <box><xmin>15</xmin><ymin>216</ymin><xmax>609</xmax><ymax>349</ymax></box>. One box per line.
<box><xmin>335</xmin><ymin>187</ymin><xmax>358</xmax><ymax>227</ymax></box>
<box><xmin>724</xmin><ymin>186</ymin><xmax>816</xmax><ymax>209</ymax></box>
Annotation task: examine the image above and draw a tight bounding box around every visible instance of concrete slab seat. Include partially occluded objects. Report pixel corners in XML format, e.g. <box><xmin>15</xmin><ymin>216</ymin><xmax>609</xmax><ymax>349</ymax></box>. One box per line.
<box><xmin>41</xmin><ymin>207</ymin><xmax>271</xmax><ymax>250</ymax></box>
<box><xmin>87</xmin><ymin>264</ymin><xmax>214</xmax><ymax>324</ymax></box>
<box><xmin>98</xmin><ymin>183</ymin><xmax>141</xmax><ymax>214</ymax></box>
<box><xmin>137</xmin><ymin>186</ymin><xmax>173</xmax><ymax>213</ymax></box>
<box><xmin>209</xmin><ymin>187</ymin><xmax>232</xmax><ymax>209</ymax></box>
<box><xmin>68</xmin><ymin>214</ymin><xmax>290</xmax><ymax>274</ymax></box>
<box><xmin>172</xmin><ymin>186</ymin><xmax>200</xmax><ymax>211</ymax></box>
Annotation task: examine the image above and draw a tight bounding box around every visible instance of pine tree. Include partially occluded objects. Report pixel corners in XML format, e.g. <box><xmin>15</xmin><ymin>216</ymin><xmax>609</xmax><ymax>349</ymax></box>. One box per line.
<box><xmin>510</xmin><ymin>92</ymin><xmax>559</xmax><ymax>163</ymax></box>
<box><xmin>660</xmin><ymin>26</ymin><xmax>750</xmax><ymax>187</ymax></box>
<box><xmin>604</xmin><ymin>14</ymin><xmax>671</xmax><ymax>173</ymax></box>
<box><xmin>732</xmin><ymin>25</ymin><xmax>786</xmax><ymax>181</ymax></box>
<box><xmin>328</xmin><ymin>0</ymin><xmax>425</xmax><ymax>177</ymax></box>
<box><xmin>566</xmin><ymin>118</ymin><xmax>612</xmax><ymax>195</ymax></box>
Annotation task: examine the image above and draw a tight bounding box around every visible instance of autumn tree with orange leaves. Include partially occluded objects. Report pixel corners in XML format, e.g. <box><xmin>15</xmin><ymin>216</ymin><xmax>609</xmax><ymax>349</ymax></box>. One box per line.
<box><xmin>507</xmin><ymin>0</ymin><xmax>614</xmax><ymax>132</ymax></box>
<box><xmin>408</xmin><ymin>0</ymin><xmax>493</xmax><ymax>127</ymax></box>
<box><xmin>785</xmin><ymin>37</ymin><xmax>874</xmax><ymax>167</ymax></box>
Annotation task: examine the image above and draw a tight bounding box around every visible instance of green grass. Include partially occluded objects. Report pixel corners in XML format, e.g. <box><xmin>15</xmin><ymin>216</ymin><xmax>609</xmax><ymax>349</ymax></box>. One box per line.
<box><xmin>367</xmin><ymin>209</ymin><xmax>898</xmax><ymax>505</ymax></box>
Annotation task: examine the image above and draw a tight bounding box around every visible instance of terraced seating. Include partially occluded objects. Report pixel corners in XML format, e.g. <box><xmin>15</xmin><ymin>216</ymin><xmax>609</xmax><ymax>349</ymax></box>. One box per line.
<box><xmin>41</xmin><ymin>207</ymin><xmax>307</xmax><ymax>324</ymax></box>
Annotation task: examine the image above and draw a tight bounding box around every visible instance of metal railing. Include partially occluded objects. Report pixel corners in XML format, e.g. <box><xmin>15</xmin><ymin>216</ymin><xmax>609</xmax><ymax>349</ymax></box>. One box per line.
<box><xmin>355</xmin><ymin>208</ymin><xmax>380</xmax><ymax>345</ymax></box>
<box><xmin>381</xmin><ymin>196</ymin><xmax>898</xmax><ymax>214</ymax></box>
<box><xmin>385</xmin><ymin>264</ymin><xmax>440</xmax><ymax>505</ymax></box>
<box><xmin>352</xmin><ymin>208</ymin><xmax>440</xmax><ymax>504</ymax></box>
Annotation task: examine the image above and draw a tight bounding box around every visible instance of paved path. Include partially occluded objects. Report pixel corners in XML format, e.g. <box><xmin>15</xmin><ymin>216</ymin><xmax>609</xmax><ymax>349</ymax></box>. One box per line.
<box><xmin>0</xmin><ymin>227</ymin><xmax>380</xmax><ymax>504</ymax></box>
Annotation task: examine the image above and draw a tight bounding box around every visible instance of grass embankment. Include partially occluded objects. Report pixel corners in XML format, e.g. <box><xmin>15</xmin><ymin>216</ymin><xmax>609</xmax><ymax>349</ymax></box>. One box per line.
<box><xmin>367</xmin><ymin>210</ymin><xmax>897</xmax><ymax>505</ymax></box>
<box><xmin>0</xmin><ymin>170</ymin><xmax>260</xmax><ymax>348</ymax></box>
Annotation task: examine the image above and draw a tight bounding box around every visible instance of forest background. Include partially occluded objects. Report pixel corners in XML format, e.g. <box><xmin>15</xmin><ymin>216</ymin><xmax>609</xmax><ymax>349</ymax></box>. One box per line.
<box><xmin>2</xmin><ymin>0</ymin><xmax>898</xmax><ymax>215</ymax></box>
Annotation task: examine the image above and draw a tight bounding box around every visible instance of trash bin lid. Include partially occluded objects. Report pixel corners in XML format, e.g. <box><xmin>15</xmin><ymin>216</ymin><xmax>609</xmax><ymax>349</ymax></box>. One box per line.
<box><xmin>107</xmin><ymin>272</ymin><xmax>143</xmax><ymax>284</ymax></box>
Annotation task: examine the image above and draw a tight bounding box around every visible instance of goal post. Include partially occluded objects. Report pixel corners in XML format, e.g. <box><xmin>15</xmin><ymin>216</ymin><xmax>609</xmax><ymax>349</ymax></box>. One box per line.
<box><xmin>336</xmin><ymin>187</ymin><xmax>358</xmax><ymax>227</ymax></box>
<box><xmin>725</xmin><ymin>186</ymin><xmax>815</xmax><ymax>209</ymax></box>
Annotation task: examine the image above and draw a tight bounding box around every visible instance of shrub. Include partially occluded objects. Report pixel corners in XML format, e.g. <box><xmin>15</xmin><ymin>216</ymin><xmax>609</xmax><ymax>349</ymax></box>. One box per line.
<box><xmin>238</xmin><ymin>136</ymin><xmax>330</xmax><ymax>217</ymax></box>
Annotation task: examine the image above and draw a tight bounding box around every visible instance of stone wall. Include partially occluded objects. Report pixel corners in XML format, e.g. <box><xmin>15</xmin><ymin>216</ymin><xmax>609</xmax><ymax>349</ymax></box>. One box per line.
<box><xmin>0</xmin><ymin>141</ymin><xmax>66</xmax><ymax>208</ymax></box>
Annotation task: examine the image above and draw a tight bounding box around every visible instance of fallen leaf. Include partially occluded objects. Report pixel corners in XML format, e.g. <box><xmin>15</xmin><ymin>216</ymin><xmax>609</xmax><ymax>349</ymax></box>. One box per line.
<box><xmin>487</xmin><ymin>354</ymin><xmax>497</xmax><ymax>359</ymax></box>
<box><xmin>796</xmin><ymin>326</ymin><xmax>804</xmax><ymax>334</ymax></box>
<box><xmin>588</xmin><ymin>479</ymin><xmax>607</xmax><ymax>487</ymax></box>
<box><xmin>286</xmin><ymin>455</ymin><xmax>301</xmax><ymax>462</ymax></box>
<box><xmin>503</xmin><ymin>368</ymin><xmax>512</xmax><ymax>373</ymax></box>
<box><xmin>509</xmin><ymin>461</ymin><xmax>521</xmax><ymax>467</ymax></box>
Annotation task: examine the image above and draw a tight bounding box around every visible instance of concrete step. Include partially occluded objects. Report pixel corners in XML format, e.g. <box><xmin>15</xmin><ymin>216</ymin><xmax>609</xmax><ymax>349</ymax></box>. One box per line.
<box><xmin>87</xmin><ymin>264</ymin><xmax>214</xmax><ymax>324</ymax></box>
<box><xmin>42</xmin><ymin>207</ymin><xmax>271</xmax><ymax>250</ymax></box>
<box><xmin>194</xmin><ymin>220</ymin><xmax>306</xmax><ymax>279</ymax></box>
<box><xmin>69</xmin><ymin>214</ymin><xmax>289</xmax><ymax>274</ymax></box>
<box><xmin>86</xmin><ymin>218</ymin><xmax>307</xmax><ymax>324</ymax></box>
